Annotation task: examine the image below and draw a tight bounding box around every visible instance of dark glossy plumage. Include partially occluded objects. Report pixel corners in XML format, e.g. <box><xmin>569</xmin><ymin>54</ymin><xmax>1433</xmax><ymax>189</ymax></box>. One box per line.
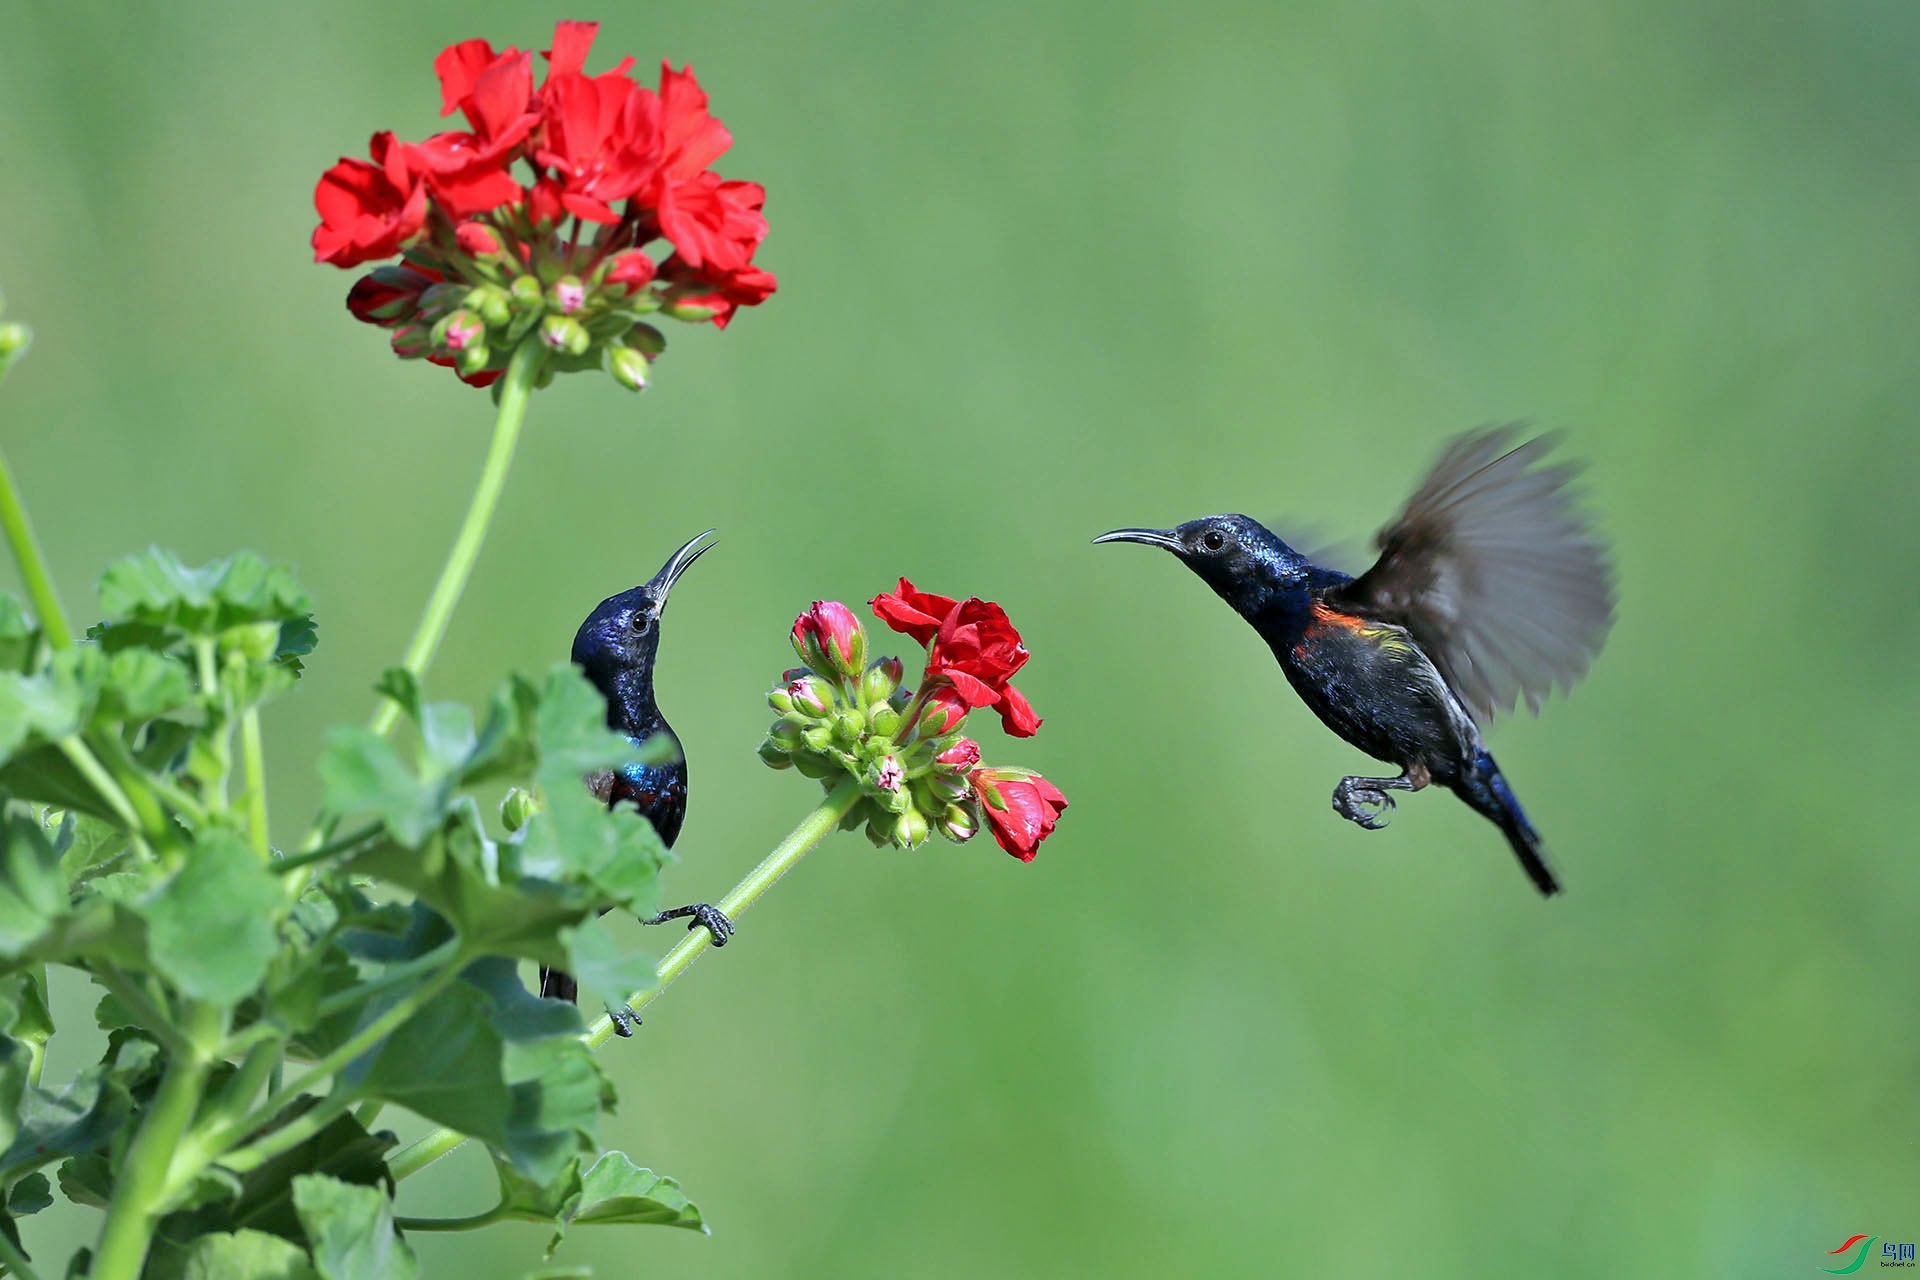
<box><xmin>538</xmin><ymin>532</ymin><xmax>731</xmax><ymax>1025</ymax></box>
<box><xmin>1096</xmin><ymin>426</ymin><xmax>1614</xmax><ymax>896</ymax></box>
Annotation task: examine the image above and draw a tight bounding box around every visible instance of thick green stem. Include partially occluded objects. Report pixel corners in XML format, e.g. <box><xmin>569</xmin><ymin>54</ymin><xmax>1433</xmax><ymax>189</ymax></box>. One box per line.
<box><xmin>387</xmin><ymin>780</ymin><xmax>862</xmax><ymax>1182</ymax></box>
<box><xmin>91</xmin><ymin>963</ymin><xmax>189</xmax><ymax>1058</ymax></box>
<box><xmin>368</xmin><ymin>339</ymin><xmax>544</xmax><ymax>740</ymax></box>
<box><xmin>0</xmin><ymin>1221</ymin><xmax>41</xmax><ymax>1280</ymax></box>
<box><xmin>393</xmin><ymin>1205</ymin><xmax>509</xmax><ymax>1233</ymax></box>
<box><xmin>201</xmin><ymin>940</ymin><xmax>466</xmax><ymax>1164</ymax></box>
<box><xmin>90</xmin><ymin>1004</ymin><xmax>220</xmax><ymax>1280</ymax></box>
<box><xmin>240</xmin><ymin>707</ymin><xmax>269</xmax><ymax>858</ymax></box>
<box><xmin>0</xmin><ymin>441</ymin><xmax>72</xmax><ymax>651</ymax></box>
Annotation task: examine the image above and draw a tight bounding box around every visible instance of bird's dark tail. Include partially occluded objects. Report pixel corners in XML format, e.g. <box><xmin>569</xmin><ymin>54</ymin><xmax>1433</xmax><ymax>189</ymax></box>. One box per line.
<box><xmin>539</xmin><ymin>966</ymin><xmax>577</xmax><ymax>1005</ymax></box>
<box><xmin>1455</xmin><ymin>750</ymin><xmax>1560</xmax><ymax>897</ymax></box>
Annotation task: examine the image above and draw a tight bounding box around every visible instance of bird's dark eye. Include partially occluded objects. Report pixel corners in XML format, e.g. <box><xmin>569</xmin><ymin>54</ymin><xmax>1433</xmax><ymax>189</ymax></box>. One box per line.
<box><xmin>1202</xmin><ymin>529</ymin><xmax>1227</xmax><ymax>551</ymax></box>
<box><xmin>628</xmin><ymin>612</ymin><xmax>652</xmax><ymax>634</ymax></box>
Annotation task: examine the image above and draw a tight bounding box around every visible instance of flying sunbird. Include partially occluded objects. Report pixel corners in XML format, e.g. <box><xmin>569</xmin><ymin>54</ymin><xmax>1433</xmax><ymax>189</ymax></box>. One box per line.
<box><xmin>1095</xmin><ymin>427</ymin><xmax>1614</xmax><ymax>895</ymax></box>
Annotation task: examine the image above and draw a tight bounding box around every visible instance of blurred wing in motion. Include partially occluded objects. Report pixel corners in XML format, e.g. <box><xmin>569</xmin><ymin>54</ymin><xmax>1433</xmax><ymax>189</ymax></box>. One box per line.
<box><xmin>1328</xmin><ymin>424</ymin><xmax>1615</xmax><ymax>722</ymax></box>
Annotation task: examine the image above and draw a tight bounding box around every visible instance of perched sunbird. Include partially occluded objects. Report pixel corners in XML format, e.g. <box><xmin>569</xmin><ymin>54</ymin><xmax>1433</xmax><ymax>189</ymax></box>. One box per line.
<box><xmin>539</xmin><ymin>530</ymin><xmax>735</xmax><ymax>1034</ymax></box>
<box><xmin>1095</xmin><ymin>427</ymin><xmax>1614</xmax><ymax>895</ymax></box>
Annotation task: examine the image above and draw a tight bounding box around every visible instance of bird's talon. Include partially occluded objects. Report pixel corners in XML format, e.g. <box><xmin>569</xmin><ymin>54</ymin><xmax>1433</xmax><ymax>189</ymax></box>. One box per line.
<box><xmin>689</xmin><ymin>903</ymin><xmax>734</xmax><ymax>946</ymax></box>
<box><xmin>609</xmin><ymin>1005</ymin><xmax>641</xmax><ymax>1037</ymax></box>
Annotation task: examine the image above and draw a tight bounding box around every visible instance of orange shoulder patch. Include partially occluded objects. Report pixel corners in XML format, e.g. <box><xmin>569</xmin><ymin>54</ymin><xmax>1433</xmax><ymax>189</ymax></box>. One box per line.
<box><xmin>1310</xmin><ymin>600</ymin><xmax>1371</xmax><ymax>633</ymax></box>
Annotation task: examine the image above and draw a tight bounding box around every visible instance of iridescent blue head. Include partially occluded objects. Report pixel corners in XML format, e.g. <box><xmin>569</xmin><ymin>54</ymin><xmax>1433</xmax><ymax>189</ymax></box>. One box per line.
<box><xmin>1094</xmin><ymin>514</ymin><xmax>1310</xmax><ymax>616</ymax></box>
<box><xmin>572</xmin><ymin>530</ymin><xmax>716</xmax><ymax>729</ymax></box>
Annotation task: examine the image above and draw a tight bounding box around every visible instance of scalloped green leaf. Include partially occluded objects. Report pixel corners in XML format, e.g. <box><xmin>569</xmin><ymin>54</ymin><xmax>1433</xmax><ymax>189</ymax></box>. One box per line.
<box><xmin>139</xmin><ymin>830</ymin><xmax>283</xmax><ymax>1006</ymax></box>
<box><xmin>291</xmin><ymin>1175</ymin><xmax>417</xmax><ymax>1280</ymax></box>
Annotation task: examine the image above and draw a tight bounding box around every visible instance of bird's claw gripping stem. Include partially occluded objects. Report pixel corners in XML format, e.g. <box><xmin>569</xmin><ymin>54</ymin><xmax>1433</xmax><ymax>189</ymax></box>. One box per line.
<box><xmin>645</xmin><ymin>902</ymin><xmax>735</xmax><ymax>946</ymax></box>
<box><xmin>608</xmin><ymin>1004</ymin><xmax>642</xmax><ymax>1037</ymax></box>
<box><xmin>1333</xmin><ymin>780</ymin><xmax>1393</xmax><ymax>829</ymax></box>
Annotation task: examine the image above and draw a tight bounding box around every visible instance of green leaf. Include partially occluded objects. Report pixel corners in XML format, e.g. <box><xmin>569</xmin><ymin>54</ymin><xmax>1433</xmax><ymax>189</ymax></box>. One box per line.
<box><xmin>500</xmin><ymin>1036</ymin><xmax>611</xmax><ymax>1187</ymax></box>
<box><xmin>98</xmin><ymin>549</ymin><xmax>311</xmax><ymax>635</ymax></box>
<box><xmin>342</xmin><ymin>981</ymin><xmax>510</xmax><ymax>1142</ymax></box>
<box><xmin>8</xmin><ymin>1170</ymin><xmax>50</xmax><ymax>1214</ymax></box>
<box><xmin>290</xmin><ymin>1174</ymin><xmax>417</xmax><ymax>1280</ymax></box>
<box><xmin>50</xmin><ymin>809</ymin><xmax>134</xmax><ymax>883</ymax></box>
<box><xmin>495</xmin><ymin>1149</ymin><xmax>704</xmax><ymax>1256</ymax></box>
<box><xmin>318</xmin><ymin>729</ymin><xmax>443</xmax><ymax>847</ymax></box>
<box><xmin>158</xmin><ymin>1106</ymin><xmax>394</xmax><ymax>1248</ymax></box>
<box><xmin>139</xmin><ymin>829</ymin><xmax>283</xmax><ymax>1006</ymax></box>
<box><xmin>0</xmin><ymin>1030</ymin><xmax>159</xmax><ymax>1180</ymax></box>
<box><xmin>0</xmin><ymin>648</ymin><xmax>102</xmax><ymax>751</ymax></box>
<box><xmin>555</xmin><ymin>918</ymin><xmax>655</xmax><ymax>1009</ymax></box>
<box><xmin>0</xmin><ymin>742</ymin><xmax>125</xmax><ymax>820</ymax></box>
<box><xmin>571</xmin><ymin>1153</ymin><xmax>703</xmax><ymax>1231</ymax></box>
<box><xmin>0</xmin><ymin>815</ymin><xmax>67</xmax><ymax>953</ymax></box>
<box><xmin>0</xmin><ymin>592</ymin><xmax>38</xmax><ymax>672</ymax></box>
<box><xmin>0</xmin><ymin>970</ymin><xmax>54</xmax><ymax>1071</ymax></box>
<box><xmin>371</xmin><ymin>669</ymin><xmax>420</xmax><ymax>727</ymax></box>
<box><xmin>96</xmin><ymin>648</ymin><xmax>194</xmax><ymax>723</ymax></box>
<box><xmin>175</xmin><ymin>1230</ymin><xmax>319</xmax><ymax>1280</ymax></box>
<box><xmin>56</xmin><ymin>1152</ymin><xmax>110</xmax><ymax>1208</ymax></box>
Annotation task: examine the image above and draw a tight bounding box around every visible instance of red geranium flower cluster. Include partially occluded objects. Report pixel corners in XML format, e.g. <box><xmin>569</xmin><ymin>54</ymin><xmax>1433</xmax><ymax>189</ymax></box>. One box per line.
<box><xmin>762</xmin><ymin>587</ymin><xmax>1065</xmax><ymax>861</ymax></box>
<box><xmin>312</xmin><ymin>21</ymin><xmax>775</xmax><ymax>388</ymax></box>
<box><xmin>870</xmin><ymin>579</ymin><xmax>1040</xmax><ymax>738</ymax></box>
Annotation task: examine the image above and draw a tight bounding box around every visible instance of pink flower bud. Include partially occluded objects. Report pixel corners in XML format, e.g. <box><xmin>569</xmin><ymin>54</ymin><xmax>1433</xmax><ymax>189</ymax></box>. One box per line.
<box><xmin>871</xmin><ymin>754</ymin><xmax>904</xmax><ymax>792</ymax></box>
<box><xmin>790</xmin><ymin>601</ymin><xmax>866</xmax><ymax>680</ymax></box>
<box><xmin>907</xmin><ymin>685</ymin><xmax>970</xmax><ymax>738</ymax></box>
<box><xmin>455</xmin><ymin>220</ymin><xmax>504</xmax><ymax>257</ymax></box>
<box><xmin>940</xmin><ymin>803</ymin><xmax>979</xmax><ymax>843</ymax></box>
<box><xmin>785</xmin><ymin>674</ymin><xmax>834</xmax><ymax>717</ymax></box>
<box><xmin>440</xmin><ymin>310</ymin><xmax>485</xmax><ymax>352</ymax></box>
<box><xmin>935</xmin><ymin>738</ymin><xmax>981</xmax><ymax>770</ymax></box>
<box><xmin>606</xmin><ymin>250</ymin><xmax>657</xmax><ymax>294</ymax></box>
<box><xmin>552</xmin><ymin>276</ymin><xmax>587</xmax><ymax>315</ymax></box>
<box><xmin>390</xmin><ymin>323</ymin><xmax>431</xmax><ymax>359</ymax></box>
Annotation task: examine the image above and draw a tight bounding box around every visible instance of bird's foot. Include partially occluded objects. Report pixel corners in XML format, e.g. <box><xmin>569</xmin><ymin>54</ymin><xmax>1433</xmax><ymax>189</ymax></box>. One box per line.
<box><xmin>608</xmin><ymin>1004</ymin><xmax>642</xmax><ymax>1038</ymax></box>
<box><xmin>1332</xmin><ymin>778</ymin><xmax>1396</xmax><ymax>830</ymax></box>
<box><xmin>645</xmin><ymin>902</ymin><xmax>735</xmax><ymax>947</ymax></box>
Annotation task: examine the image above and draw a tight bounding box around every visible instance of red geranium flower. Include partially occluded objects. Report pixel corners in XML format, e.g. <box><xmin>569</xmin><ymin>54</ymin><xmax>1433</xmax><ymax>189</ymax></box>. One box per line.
<box><xmin>312</xmin><ymin>133</ymin><xmax>430</xmax><ymax>268</ymax></box>
<box><xmin>870</xmin><ymin>580</ymin><xmax>1042</xmax><ymax>737</ymax></box>
<box><xmin>970</xmin><ymin>768</ymin><xmax>1068</xmax><ymax>862</ymax></box>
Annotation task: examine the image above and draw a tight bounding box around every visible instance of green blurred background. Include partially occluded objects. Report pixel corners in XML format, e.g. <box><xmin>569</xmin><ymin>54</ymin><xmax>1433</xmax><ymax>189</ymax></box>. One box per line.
<box><xmin>3</xmin><ymin>0</ymin><xmax>1917</xmax><ymax>1274</ymax></box>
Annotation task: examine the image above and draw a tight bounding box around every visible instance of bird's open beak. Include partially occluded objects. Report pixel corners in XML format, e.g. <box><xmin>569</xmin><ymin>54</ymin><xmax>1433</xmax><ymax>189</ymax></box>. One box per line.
<box><xmin>1092</xmin><ymin>527</ymin><xmax>1183</xmax><ymax>551</ymax></box>
<box><xmin>647</xmin><ymin>529</ymin><xmax>718</xmax><ymax>604</ymax></box>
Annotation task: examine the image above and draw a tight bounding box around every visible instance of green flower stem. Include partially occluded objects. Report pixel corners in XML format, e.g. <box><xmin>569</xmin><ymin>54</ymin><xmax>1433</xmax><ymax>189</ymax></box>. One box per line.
<box><xmin>214</xmin><ymin>1091</ymin><xmax>357</xmax><ymax>1178</ymax></box>
<box><xmin>269</xmin><ymin>821</ymin><xmax>382</xmax><ymax>876</ymax></box>
<box><xmin>387</xmin><ymin>778</ymin><xmax>862</xmax><ymax>1182</ymax></box>
<box><xmin>208</xmin><ymin>939</ymin><xmax>466</xmax><ymax>1158</ymax></box>
<box><xmin>0</xmin><ymin>1222</ymin><xmax>42</xmax><ymax>1280</ymax></box>
<box><xmin>91</xmin><ymin>1003</ymin><xmax>221</xmax><ymax>1280</ymax></box>
<box><xmin>54</xmin><ymin>736</ymin><xmax>143</xmax><ymax>834</ymax></box>
<box><xmin>0</xmin><ymin>441</ymin><xmax>72</xmax><ymax>651</ymax></box>
<box><xmin>91</xmin><ymin>962</ymin><xmax>189</xmax><ymax>1058</ymax></box>
<box><xmin>240</xmin><ymin>707</ymin><xmax>269</xmax><ymax>858</ymax></box>
<box><xmin>368</xmin><ymin>339</ymin><xmax>545</xmax><ymax>741</ymax></box>
<box><xmin>585</xmin><ymin>777</ymin><xmax>863</xmax><ymax>1049</ymax></box>
<box><xmin>393</xmin><ymin>1205</ymin><xmax>509</xmax><ymax>1233</ymax></box>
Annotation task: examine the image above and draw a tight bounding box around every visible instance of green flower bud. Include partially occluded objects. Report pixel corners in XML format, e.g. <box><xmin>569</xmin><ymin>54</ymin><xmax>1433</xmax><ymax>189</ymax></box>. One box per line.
<box><xmin>802</xmin><ymin>725</ymin><xmax>835</xmax><ymax>754</ymax></box>
<box><xmin>867</xmin><ymin>704</ymin><xmax>902</xmax><ymax>738</ymax></box>
<box><xmin>466</xmin><ymin>283</ymin><xmax>514</xmax><ymax>329</ymax></box>
<box><xmin>862</xmin><ymin>657</ymin><xmax>904</xmax><ymax>704</ymax></box>
<box><xmin>417</xmin><ymin>282</ymin><xmax>468</xmax><ymax>319</ymax></box>
<box><xmin>457</xmin><ymin>341</ymin><xmax>493</xmax><ymax>376</ymax></box>
<box><xmin>928</xmin><ymin>771</ymin><xmax>969</xmax><ymax>804</ymax></box>
<box><xmin>893</xmin><ymin>807</ymin><xmax>930</xmax><ymax>849</ymax></box>
<box><xmin>624</xmin><ymin>323</ymin><xmax>667</xmax><ymax>355</ymax></box>
<box><xmin>539</xmin><ymin>314</ymin><xmax>590</xmax><ymax>356</ymax></box>
<box><xmin>769</xmin><ymin>721</ymin><xmax>805</xmax><ymax>752</ymax></box>
<box><xmin>662</xmin><ymin>297</ymin><xmax>721</xmax><ymax>323</ymax></box>
<box><xmin>0</xmin><ymin>323</ymin><xmax>32</xmax><ymax>361</ymax></box>
<box><xmin>509</xmin><ymin>275</ymin><xmax>545</xmax><ymax>310</ymax></box>
<box><xmin>831</xmin><ymin>707</ymin><xmax>866</xmax><ymax>747</ymax></box>
<box><xmin>390</xmin><ymin>323</ymin><xmax>432</xmax><ymax>359</ymax></box>
<box><xmin>757</xmin><ymin>737</ymin><xmax>793</xmax><ymax>769</ymax></box>
<box><xmin>501</xmin><ymin>787</ymin><xmax>540</xmax><ymax>832</ymax></box>
<box><xmin>939</xmin><ymin>802</ymin><xmax>979</xmax><ymax>843</ymax></box>
<box><xmin>793</xmin><ymin>750</ymin><xmax>838</xmax><ymax>779</ymax></box>
<box><xmin>605</xmin><ymin>344</ymin><xmax>650</xmax><ymax>392</ymax></box>
<box><xmin>864</xmin><ymin>814</ymin><xmax>895</xmax><ymax>848</ymax></box>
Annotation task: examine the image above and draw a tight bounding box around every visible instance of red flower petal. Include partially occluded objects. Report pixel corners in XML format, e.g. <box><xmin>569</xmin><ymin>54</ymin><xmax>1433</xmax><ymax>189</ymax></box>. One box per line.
<box><xmin>997</xmin><ymin>683</ymin><xmax>1042</xmax><ymax>738</ymax></box>
<box><xmin>869</xmin><ymin>578</ymin><xmax>958</xmax><ymax>647</ymax></box>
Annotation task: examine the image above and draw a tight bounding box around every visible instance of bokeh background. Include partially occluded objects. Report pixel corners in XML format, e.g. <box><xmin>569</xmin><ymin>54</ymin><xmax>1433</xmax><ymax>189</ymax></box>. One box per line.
<box><xmin>3</xmin><ymin>0</ymin><xmax>1917</xmax><ymax>1274</ymax></box>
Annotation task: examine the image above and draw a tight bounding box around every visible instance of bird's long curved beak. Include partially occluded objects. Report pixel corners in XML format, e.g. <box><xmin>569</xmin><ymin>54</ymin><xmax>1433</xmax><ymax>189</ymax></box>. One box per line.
<box><xmin>1092</xmin><ymin>527</ymin><xmax>1183</xmax><ymax>551</ymax></box>
<box><xmin>648</xmin><ymin>529</ymin><xmax>718</xmax><ymax>603</ymax></box>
